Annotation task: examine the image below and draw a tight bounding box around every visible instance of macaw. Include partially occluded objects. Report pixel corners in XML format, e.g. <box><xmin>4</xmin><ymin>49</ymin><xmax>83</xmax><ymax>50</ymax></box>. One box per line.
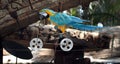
<box><xmin>39</xmin><ymin>9</ymin><xmax>100</xmax><ymax>33</ymax></box>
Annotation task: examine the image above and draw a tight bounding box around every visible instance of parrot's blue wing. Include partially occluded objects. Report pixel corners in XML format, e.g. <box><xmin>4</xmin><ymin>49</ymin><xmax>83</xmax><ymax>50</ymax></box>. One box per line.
<box><xmin>50</xmin><ymin>13</ymin><xmax>88</xmax><ymax>25</ymax></box>
<box><xmin>50</xmin><ymin>13</ymin><xmax>71</xmax><ymax>25</ymax></box>
<box><xmin>70</xmin><ymin>23</ymin><xmax>100</xmax><ymax>31</ymax></box>
<box><xmin>70</xmin><ymin>16</ymin><xmax>89</xmax><ymax>23</ymax></box>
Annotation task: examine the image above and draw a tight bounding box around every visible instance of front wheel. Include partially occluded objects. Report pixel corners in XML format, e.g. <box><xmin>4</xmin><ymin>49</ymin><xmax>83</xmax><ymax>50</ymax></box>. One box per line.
<box><xmin>60</xmin><ymin>38</ymin><xmax>73</xmax><ymax>51</ymax></box>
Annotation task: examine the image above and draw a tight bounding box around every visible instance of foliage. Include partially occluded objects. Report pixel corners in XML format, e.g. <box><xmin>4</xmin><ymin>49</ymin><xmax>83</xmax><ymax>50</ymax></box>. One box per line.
<box><xmin>70</xmin><ymin>8</ymin><xmax>78</xmax><ymax>17</ymax></box>
<box><xmin>88</xmin><ymin>0</ymin><xmax>120</xmax><ymax>26</ymax></box>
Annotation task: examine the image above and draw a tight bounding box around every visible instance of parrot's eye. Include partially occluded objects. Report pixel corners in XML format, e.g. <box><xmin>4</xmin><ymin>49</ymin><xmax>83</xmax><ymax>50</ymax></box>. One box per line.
<box><xmin>39</xmin><ymin>12</ymin><xmax>49</xmax><ymax>20</ymax></box>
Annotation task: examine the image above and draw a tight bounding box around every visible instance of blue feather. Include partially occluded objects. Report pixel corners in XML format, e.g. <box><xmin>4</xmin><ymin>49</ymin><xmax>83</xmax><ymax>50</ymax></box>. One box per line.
<box><xmin>70</xmin><ymin>23</ymin><xmax>100</xmax><ymax>31</ymax></box>
<box><xmin>50</xmin><ymin>13</ymin><xmax>88</xmax><ymax>25</ymax></box>
<box><xmin>70</xmin><ymin>16</ymin><xmax>89</xmax><ymax>23</ymax></box>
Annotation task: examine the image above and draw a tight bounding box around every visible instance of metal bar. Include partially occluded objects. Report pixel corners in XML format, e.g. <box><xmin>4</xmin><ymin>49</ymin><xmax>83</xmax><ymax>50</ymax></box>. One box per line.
<box><xmin>16</xmin><ymin>57</ymin><xmax>18</xmax><ymax>64</ymax></box>
<box><xmin>0</xmin><ymin>40</ymin><xmax>3</xmax><ymax>64</ymax></box>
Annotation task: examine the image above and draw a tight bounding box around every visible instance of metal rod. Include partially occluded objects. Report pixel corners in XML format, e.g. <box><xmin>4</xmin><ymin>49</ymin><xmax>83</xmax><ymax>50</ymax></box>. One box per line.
<box><xmin>111</xmin><ymin>35</ymin><xmax>115</xmax><ymax>57</ymax></box>
<box><xmin>16</xmin><ymin>57</ymin><xmax>17</xmax><ymax>64</ymax></box>
<box><xmin>0</xmin><ymin>39</ymin><xmax>3</xmax><ymax>64</ymax></box>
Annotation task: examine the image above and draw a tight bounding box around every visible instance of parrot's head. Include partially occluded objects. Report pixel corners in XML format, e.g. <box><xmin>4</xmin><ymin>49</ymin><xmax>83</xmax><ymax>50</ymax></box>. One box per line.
<box><xmin>39</xmin><ymin>9</ymin><xmax>56</xmax><ymax>20</ymax></box>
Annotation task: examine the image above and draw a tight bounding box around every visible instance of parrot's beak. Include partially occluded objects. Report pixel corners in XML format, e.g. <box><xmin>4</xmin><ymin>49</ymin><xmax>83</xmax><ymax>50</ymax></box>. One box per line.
<box><xmin>39</xmin><ymin>12</ymin><xmax>49</xmax><ymax>20</ymax></box>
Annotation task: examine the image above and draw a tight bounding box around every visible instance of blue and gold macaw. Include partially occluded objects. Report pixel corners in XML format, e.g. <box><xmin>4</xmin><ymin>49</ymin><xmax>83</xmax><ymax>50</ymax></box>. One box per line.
<box><xmin>39</xmin><ymin>9</ymin><xmax>100</xmax><ymax>33</ymax></box>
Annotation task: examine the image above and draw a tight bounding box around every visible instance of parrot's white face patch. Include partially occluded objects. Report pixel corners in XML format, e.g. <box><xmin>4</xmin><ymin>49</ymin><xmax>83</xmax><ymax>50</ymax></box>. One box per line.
<box><xmin>39</xmin><ymin>12</ymin><xmax>48</xmax><ymax>17</ymax></box>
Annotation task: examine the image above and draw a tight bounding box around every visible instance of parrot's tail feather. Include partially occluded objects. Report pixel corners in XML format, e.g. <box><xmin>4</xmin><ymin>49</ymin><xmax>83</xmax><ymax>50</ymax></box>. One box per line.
<box><xmin>70</xmin><ymin>24</ymin><xmax>100</xmax><ymax>31</ymax></box>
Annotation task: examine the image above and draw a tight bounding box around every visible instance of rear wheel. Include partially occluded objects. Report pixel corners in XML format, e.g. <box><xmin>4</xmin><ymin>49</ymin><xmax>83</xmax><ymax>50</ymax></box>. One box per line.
<box><xmin>30</xmin><ymin>38</ymin><xmax>43</xmax><ymax>51</ymax></box>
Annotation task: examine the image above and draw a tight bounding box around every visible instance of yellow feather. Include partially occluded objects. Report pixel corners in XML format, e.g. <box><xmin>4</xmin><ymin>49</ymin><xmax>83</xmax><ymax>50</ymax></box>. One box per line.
<box><xmin>46</xmin><ymin>10</ymin><xmax>53</xmax><ymax>16</ymax></box>
<box><xmin>58</xmin><ymin>25</ymin><xmax>66</xmax><ymax>33</ymax></box>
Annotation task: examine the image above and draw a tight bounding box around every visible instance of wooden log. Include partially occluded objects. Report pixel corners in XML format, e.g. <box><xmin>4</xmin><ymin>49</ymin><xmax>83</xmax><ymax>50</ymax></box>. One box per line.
<box><xmin>0</xmin><ymin>0</ymin><xmax>95</xmax><ymax>15</ymax></box>
<box><xmin>0</xmin><ymin>11</ymin><xmax>39</xmax><ymax>38</ymax></box>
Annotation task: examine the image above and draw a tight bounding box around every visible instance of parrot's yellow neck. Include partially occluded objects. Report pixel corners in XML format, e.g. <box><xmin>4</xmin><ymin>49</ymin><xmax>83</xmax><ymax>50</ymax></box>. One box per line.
<box><xmin>46</xmin><ymin>10</ymin><xmax>54</xmax><ymax>16</ymax></box>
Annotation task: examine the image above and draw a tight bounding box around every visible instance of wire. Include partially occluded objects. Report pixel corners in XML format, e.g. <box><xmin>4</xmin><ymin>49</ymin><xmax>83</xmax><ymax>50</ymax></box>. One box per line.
<box><xmin>58</xmin><ymin>0</ymin><xmax>62</xmax><ymax>12</ymax></box>
<box><xmin>28</xmin><ymin>0</ymin><xmax>33</xmax><ymax>10</ymax></box>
